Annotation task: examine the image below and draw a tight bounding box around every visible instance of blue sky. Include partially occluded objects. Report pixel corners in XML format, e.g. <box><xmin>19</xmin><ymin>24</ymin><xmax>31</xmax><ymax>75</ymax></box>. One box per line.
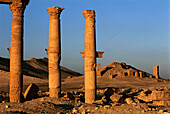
<box><xmin>0</xmin><ymin>0</ymin><xmax>170</xmax><ymax>78</ymax></box>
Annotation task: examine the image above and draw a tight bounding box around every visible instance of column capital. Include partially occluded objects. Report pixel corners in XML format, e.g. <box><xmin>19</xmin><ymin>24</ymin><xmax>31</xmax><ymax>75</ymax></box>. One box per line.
<box><xmin>9</xmin><ymin>0</ymin><xmax>29</xmax><ymax>17</ymax></box>
<box><xmin>82</xmin><ymin>10</ymin><xmax>95</xmax><ymax>19</ymax></box>
<box><xmin>47</xmin><ymin>6</ymin><xmax>64</xmax><ymax>19</ymax></box>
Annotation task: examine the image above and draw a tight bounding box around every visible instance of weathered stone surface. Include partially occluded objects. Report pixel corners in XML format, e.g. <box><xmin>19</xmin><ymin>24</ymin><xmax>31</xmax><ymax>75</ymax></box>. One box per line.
<box><xmin>153</xmin><ymin>66</ymin><xmax>159</xmax><ymax>79</ymax></box>
<box><xmin>94</xmin><ymin>99</ymin><xmax>105</xmax><ymax>105</ymax></box>
<box><xmin>151</xmin><ymin>91</ymin><xmax>170</xmax><ymax>101</ymax></box>
<box><xmin>47</xmin><ymin>6</ymin><xmax>64</xmax><ymax>98</ymax></box>
<box><xmin>110</xmin><ymin>93</ymin><xmax>124</xmax><ymax>102</ymax></box>
<box><xmin>153</xmin><ymin>101</ymin><xmax>170</xmax><ymax>106</ymax></box>
<box><xmin>82</xmin><ymin>10</ymin><xmax>96</xmax><ymax>104</ymax></box>
<box><xmin>9</xmin><ymin>0</ymin><xmax>29</xmax><ymax>103</ymax></box>
<box><xmin>136</xmin><ymin>91</ymin><xmax>152</xmax><ymax>102</ymax></box>
<box><xmin>96</xmin><ymin>63</ymin><xmax>101</xmax><ymax>76</ymax></box>
<box><xmin>24</xmin><ymin>83</ymin><xmax>39</xmax><ymax>101</ymax></box>
<box><xmin>136</xmin><ymin>103</ymin><xmax>149</xmax><ymax>110</ymax></box>
<box><xmin>125</xmin><ymin>97</ymin><xmax>135</xmax><ymax>105</ymax></box>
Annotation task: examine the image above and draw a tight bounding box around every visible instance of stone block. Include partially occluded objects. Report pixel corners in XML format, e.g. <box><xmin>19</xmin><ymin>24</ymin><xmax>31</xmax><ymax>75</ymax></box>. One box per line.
<box><xmin>151</xmin><ymin>91</ymin><xmax>170</xmax><ymax>101</ymax></box>
<box><xmin>24</xmin><ymin>83</ymin><xmax>39</xmax><ymax>101</ymax></box>
<box><xmin>110</xmin><ymin>93</ymin><xmax>124</xmax><ymax>102</ymax></box>
<box><xmin>153</xmin><ymin>101</ymin><xmax>170</xmax><ymax>106</ymax></box>
<box><xmin>125</xmin><ymin>97</ymin><xmax>134</xmax><ymax>104</ymax></box>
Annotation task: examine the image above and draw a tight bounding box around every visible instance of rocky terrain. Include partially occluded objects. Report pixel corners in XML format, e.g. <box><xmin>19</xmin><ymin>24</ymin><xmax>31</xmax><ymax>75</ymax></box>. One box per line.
<box><xmin>0</xmin><ymin>57</ymin><xmax>82</xmax><ymax>79</ymax></box>
<box><xmin>0</xmin><ymin>57</ymin><xmax>169</xmax><ymax>113</ymax></box>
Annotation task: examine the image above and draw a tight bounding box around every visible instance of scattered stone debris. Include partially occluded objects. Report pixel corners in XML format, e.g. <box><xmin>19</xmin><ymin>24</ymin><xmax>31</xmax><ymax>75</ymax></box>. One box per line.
<box><xmin>0</xmin><ymin>87</ymin><xmax>170</xmax><ymax>113</ymax></box>
<box><xmin>110</xmin><ymin>93</ymin><xmax>124</xmax><ymax>103</ymax></box>
<box><xmin>151</xmin><ymin>90</ymin><xmax>170</xmax><ymax>106</ymax></box>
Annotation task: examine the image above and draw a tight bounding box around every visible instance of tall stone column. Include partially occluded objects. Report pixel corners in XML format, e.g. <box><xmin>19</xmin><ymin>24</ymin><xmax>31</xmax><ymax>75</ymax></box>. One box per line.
<box><xmin>9</xmin><ymin>1</ymin><xmax>29</xmax><ymax>103</ymax></box>
<box><xmin>47</xmin><ymin>6</ymin><xmax>64</xmax><ymax>98</ymax></box>
<box><xmin>82</xmin><ymin>10</ymin><xmax>96</xmax><ymax>103</ymax></box>
<box><xmin>153</xmin><ymin>66</ymin><xmax>159</xmax><ymax>79</ymax></box>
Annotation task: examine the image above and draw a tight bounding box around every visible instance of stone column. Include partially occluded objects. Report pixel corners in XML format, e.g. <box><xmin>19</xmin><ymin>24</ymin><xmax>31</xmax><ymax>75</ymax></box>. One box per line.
<box><xmin>82</xmin><ymin>10</ymin><xmax>96</xmax><ymax>103</ymax></box>
<box><xmin>135</xmin><ymin>71</ymin><xmax>139</xmax><ymax>77</ymax></box>
<box><xmin>139</xmin><ymin>71</ymin><xmax>143</xmax><ymax>78</ymax></box>
<box><xmin>47</xmin><ymin>6</ymin><xmax>64</xmax><ymax>98</ymax></box>
<box><xmin>127</xmin><ymin>69</ymin><xmax>132</xmax><ymax>76</ymax></box>
<box><xmin>153</xmin><ymin>66</ymin><xmax>159</xmax><ymax>79</ymax></box>
<box><xmin>96</xmin><ymin>63</ymin><xmax>101</xmax><ymax>76</ymax></box>
<box><xmin>9</xmin><ymin>1</ymin><xmax>29</xmax><ymax>103</ymax></box>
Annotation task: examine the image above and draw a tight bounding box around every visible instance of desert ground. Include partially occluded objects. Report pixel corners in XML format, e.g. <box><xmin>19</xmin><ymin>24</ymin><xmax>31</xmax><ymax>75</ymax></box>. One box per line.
<box><xmin>0</xmin><ymin>57</ymin><xmax>170</xmax><ymax>114</ymax></box>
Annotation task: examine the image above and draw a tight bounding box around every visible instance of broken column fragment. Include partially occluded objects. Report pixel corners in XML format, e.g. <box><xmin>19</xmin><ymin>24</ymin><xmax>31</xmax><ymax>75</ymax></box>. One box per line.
<box><xmin>153</xmin><ymin>66</ymin><xmax>159</xmax><ymax>79</ymax></box>
<box><xmin>24</xmin><ymin>83</ymin><xmax>39</xmax><ymax>101</ymax></box>
<box><xmin>47</xmin><ymin>6</ymin><xmax>64</xmax><ymax>98</ymax></box>
<box><xmin>96</xmin><ymin>63</ymin><xmax>101</xmax><ymax>76</ymax></box>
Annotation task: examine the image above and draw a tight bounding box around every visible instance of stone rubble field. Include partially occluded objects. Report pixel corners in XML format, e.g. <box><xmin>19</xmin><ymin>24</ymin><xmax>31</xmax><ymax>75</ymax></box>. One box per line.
<box><xmin>0</xmin><ymin>84</ymin><xmax>169</xmax><ymax>114</ymax></box>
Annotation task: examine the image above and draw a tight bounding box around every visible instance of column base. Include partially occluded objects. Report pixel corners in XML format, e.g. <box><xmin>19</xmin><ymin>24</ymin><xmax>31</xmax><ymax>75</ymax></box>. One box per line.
<box><xmin>49</xmin><ymin>88</ymin><xmax>61</xmax><ymax>98</ymax></box>
<box><xmin>85</xmin><ymin>89</ymin><xmax>95</xmax><ymax>104</ymax></box>
<box><xmin>10</xmin><ymin>87</ymin><xmax>24</xmax><ymax>103</ymax></box>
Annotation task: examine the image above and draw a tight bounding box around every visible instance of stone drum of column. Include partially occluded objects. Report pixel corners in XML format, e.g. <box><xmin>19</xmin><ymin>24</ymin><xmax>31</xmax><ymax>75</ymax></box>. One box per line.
<box><xmin>82</xmin><ymin>10</ymin><xmax>96</xmax><ymax>103</ymax></box>
<box><xmin>47</xmin><ymin>6</ymin><xmax>64</xmax><ymax>98</ymax></box>
<box><xmin>9</xmin><ymin>1</ymin><xmax>29</xmax><ymax>103</ymax></box>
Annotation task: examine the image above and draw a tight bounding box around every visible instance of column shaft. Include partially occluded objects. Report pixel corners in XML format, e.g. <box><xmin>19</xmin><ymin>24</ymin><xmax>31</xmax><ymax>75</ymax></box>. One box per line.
<box><xmin>83</xmin><ymin>10</ymin><xmax>96</xmax><ymax>104</ymax></box>
<box><xmin>9</xmin><ymin>1</ymin><xmax>28</xmax><ymax>102</ymax></box>
<box><xmin>47</xmin><ymin>6</ymin><xmax>64</xmax><ymax>98</ymax></box>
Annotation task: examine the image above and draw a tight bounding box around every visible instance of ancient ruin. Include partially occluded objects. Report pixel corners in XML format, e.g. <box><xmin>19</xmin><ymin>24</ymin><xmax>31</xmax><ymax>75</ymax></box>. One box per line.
<box><xmin>81</xmin><ymin>10</ymin><xmax>104</xmax><ymax>103</ymax></box>
<box><xmin>135</xmin><ymin>71</ymin><xmax>139</xmax><ymax>77</ymax></box>
<box><xmin>0</xmin><ymin>1</ymin><xmax>170</xmax><ymax>113</ymax></box>
<box><xmin>153</xmin><ymin>66</ymin><xmax>159</xmax><ymax>79</ymax></box>
<box><xmin>0</xmin><ymin>0</ymin><xmax>29</xmax><ymax>102</ymax></box>
<box><xmin>46</xmin><ymin>6</ymin><xmax>64</xmax><ymax>98</ymax></box>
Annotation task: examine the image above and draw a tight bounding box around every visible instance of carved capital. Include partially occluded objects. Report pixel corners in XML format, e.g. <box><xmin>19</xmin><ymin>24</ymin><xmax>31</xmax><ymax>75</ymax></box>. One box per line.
<box><xmin>47</xmin><ymin>6</ymin><xmax>64</xmax><ymax>19</ymax></box>
<box><xmin>9</xmin><ymin>1</ymin><xmax>29</xmax><ymax>17</ymax></box>
<box><xmin>82</xmin><ymin>10</ymin><xmax>95</xmax><ymax>20</ymax></box>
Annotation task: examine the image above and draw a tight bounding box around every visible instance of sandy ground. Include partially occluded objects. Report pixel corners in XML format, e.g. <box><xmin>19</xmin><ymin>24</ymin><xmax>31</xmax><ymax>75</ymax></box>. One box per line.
<box><xmin>0</xmin><ymin>69</ymin><xmax>169</xmax><ymax>92</ymax></box>
<box><xmin>0</xmin><ymin>70</ymin><xmax>170</xmax><ymax>113</ymax></box>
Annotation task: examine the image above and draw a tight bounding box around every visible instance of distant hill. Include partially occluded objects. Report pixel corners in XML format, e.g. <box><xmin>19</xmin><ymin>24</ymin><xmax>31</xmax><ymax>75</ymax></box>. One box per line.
<box><xmin>0</xmin><ymin>57</ymin><xmax>82</xmax><ymax>79</ymax></box>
